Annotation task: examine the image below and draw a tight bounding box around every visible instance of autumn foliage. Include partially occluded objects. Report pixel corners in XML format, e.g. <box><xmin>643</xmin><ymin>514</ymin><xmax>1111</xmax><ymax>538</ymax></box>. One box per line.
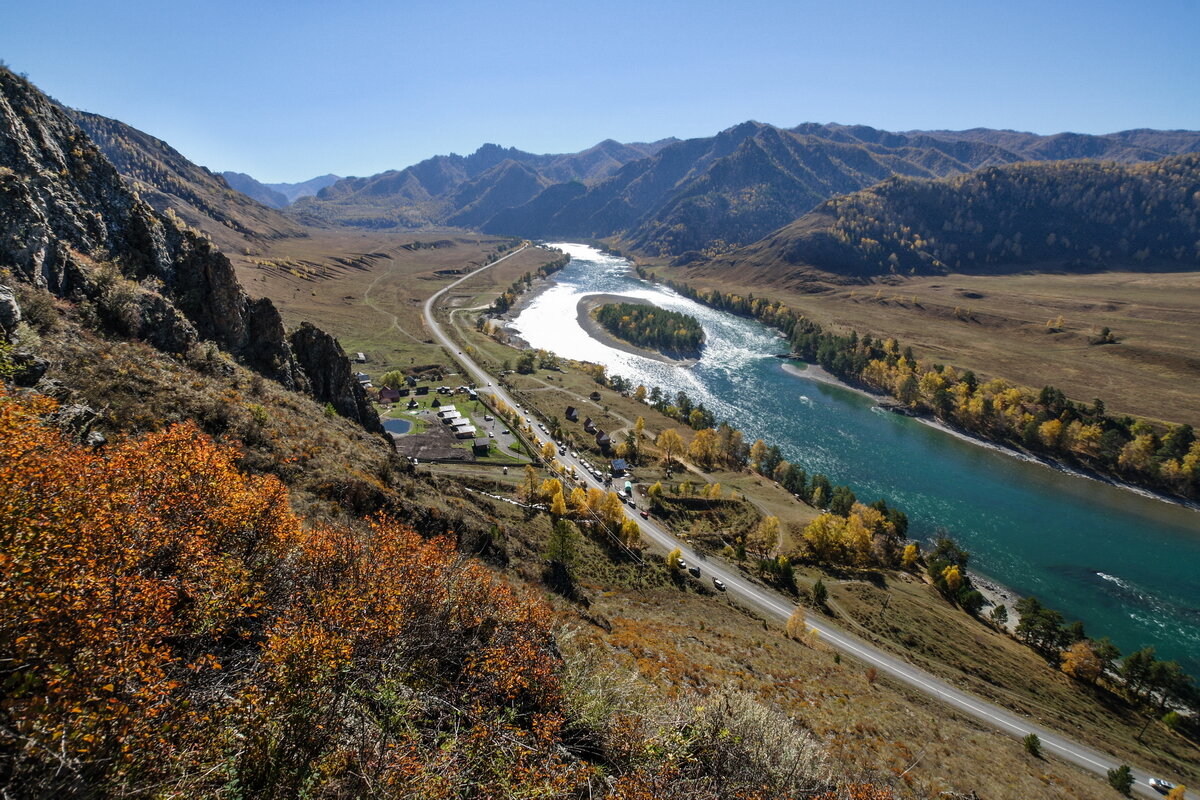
<box><xmin>0</xmin><ymin>384</ymin><xmax>896</xmax><ymax>798</ymax></box>
<box><xmin>0</xmin><ymin>386</ymin><xmax>573</xmax><ymax>796</ymax></box>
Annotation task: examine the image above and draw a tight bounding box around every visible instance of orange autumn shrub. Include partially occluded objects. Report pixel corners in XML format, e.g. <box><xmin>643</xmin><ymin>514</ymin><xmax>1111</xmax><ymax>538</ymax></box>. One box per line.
<box><xmin>0</xmin><ymin>385</ymin><xmax>296</xmax><ymax>791</ymax></box>
<box><xmin>0</xmin><ymin>385</ymin><xmax>589</xmax><ymax>797</ymax></box>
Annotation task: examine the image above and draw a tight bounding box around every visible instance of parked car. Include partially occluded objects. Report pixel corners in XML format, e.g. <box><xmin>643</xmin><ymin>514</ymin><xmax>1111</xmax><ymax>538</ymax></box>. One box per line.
<box><xmin>677</xmin><ymin>559</ymin><xmax>687</xmax><ymax>570</ymax></box>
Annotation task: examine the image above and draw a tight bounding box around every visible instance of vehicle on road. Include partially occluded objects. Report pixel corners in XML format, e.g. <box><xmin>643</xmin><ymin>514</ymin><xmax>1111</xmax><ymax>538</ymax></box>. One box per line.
<box><xmin>712</xmin><ymin>577</ymin><xmax>726</xmax><ymax>591</ymax></box>
<box><xmin>1149</xmin><ymin>778</ymin><xmax>1176</xmax><ymax>794</ymax></box>
<box><xmin>639</xmin><ymin>510</ymin><xmax>649</xmax><ymax>519</ymax></box>
<box><xmin>677</xmin><ymin>559</ymin><xmax>687</xmax><ymax>570</ymax></box>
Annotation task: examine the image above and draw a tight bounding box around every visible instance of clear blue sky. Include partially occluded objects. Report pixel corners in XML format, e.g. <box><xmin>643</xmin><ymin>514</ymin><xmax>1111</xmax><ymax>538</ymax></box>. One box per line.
<box><xmin>3</xmin><ymin>0</ymin><xmax>1197</xmax><ymax>183</ymax></box>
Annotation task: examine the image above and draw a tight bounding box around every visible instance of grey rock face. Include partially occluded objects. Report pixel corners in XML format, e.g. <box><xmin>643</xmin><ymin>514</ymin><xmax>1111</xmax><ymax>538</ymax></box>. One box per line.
<box><xmin>289</xmin><ymin>322</ymin><xmax>383</xmax><ymax>434</ymax></box>
<box><xmin>0</xmin><ymin>283</ymin><xmax>19</xmax><ymax>336</ymax></box>
<box><xmin>0</xmin><ymin>67</ymin><xmax>298</xmax><ymax>383</ymax></box>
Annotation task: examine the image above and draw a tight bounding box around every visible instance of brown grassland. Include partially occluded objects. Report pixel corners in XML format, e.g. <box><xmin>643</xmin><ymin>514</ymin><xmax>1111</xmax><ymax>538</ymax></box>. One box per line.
<box><xmin>644</xmin><ymin>261</ymin><xmax>1200</xmax><ymax>429</ymax></box>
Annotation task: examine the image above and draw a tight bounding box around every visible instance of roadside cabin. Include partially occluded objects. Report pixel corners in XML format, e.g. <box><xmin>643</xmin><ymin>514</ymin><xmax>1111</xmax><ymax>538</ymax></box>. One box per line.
<box><xmin>611</xmin><ymin>458</ymin><xmax>628</xmax><ymax>477</ymax></box>
<box><xmin>596</xmin><ymin>431</ymin><xmax>612</xmax><ymax>453</ymax></box>
<box><xmin>379</xmin><ymin>387</ymin><xmax>401</xmax><ymax>403</ymax></box>
<box><xmin>354</xmin><ymin>352</ymin><xmax>367</xmax><ymax>363</ymax></box>
<box><xmin>589</xmin><ymin>391</ymin><xmax>601</xmax><ymax>402</ymax></box>
<box><xmin>583</xmin><ymin>417</ymin><xmax>596</xmax><ymax>433</ymax></box>
<box><xmin>472</xmin><ymin>438</ymin><xmax>491</xmax><ymax>455</ymax></box>
<box><xmin>454</xmin><ymin>424</ymin><xmax>477</xmax><ymax>439</ymax></box>
<box><xmin>414</xmin><ymin>385</ymin><xmax>429</xmax><ymax>396</ymax></box>
<box><xmin>565</xmin><ymin>406</ymin><xmax>579</xmax><ymax>422</ymax></box>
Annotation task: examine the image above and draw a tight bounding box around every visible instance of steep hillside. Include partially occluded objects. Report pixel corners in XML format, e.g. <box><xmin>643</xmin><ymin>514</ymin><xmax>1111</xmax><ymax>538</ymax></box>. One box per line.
<box><xmin>911</xmin><ymin>127</ymin><xmax>1200</xmax><ymax>163</ymax></box>
<box><xmin>69</xmin><ymin>110</ymin><xmax>306</xmax><ymax>251</ymax></box>
<box><xmin>0</xmin><ymin>67</ymin><xmax>379</xmax><ymax>432</ymax></box>
<box><xmin>722</xmin><ymin>154</ymin><xmax>1200</xmax><ymax>277</ymax></box>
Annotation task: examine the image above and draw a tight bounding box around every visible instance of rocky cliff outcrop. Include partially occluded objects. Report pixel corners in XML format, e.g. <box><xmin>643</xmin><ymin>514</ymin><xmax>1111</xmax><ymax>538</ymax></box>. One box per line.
<box><xmin>289</xmin><ymin>322</ymin><xmax>383</xmax><ymax>433</ymax></box>
<box><xmin>0</xmin><ymin>67</ymin><xmax>384</xmax><ymax>435</ymax></box>
<box><xmin>0</xmin><ymin>68</ymin><xmax>316</xmax><ymax>385</ymax></box>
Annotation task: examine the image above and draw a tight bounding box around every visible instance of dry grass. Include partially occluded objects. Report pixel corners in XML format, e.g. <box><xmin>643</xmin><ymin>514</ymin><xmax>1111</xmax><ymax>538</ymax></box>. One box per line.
<box><xmin>229</xmin><ymin>228</ymin><xmax>549</xmax><ymax>379</ymax></box>
<box><xmin>823</xmin><ymin>570</ymin><xmax>1200</xmax><ymax>786</ymax></box>
<box><xmin>649</xmin><ymin>262</ymin><xmax>1200</xmax><ymax>427</ymax></box>
<box><xmin>568</xmin><ymin>584</ymin><xmax>1122</xmax><ymax>799</ymax></box>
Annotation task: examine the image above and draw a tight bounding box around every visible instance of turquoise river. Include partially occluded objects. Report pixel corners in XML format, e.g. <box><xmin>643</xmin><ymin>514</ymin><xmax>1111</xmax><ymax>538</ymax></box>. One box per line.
<box><xmin>510</xmin><ymin>243</ymin><xmax>1200</xmax><ymax>675</ymax></box>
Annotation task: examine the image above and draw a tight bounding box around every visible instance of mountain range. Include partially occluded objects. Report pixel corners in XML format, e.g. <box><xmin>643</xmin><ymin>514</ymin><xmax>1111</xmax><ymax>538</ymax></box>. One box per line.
<box><xmin>281</xmin><ymin>121</ymin><xmax>1200</xmax><ymax>259</ymax></box>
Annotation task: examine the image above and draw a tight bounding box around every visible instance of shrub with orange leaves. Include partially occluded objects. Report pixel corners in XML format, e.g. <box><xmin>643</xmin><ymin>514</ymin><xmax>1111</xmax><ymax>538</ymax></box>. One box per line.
<box><xmin>0</xmin><ymin>384</ymin><xmax>588</xmax><ymax>797</ymax></box>
<box><xmin>0</xmin><ymin>385</ymin><xmax>297</xmax><ymax>792</ymax></box>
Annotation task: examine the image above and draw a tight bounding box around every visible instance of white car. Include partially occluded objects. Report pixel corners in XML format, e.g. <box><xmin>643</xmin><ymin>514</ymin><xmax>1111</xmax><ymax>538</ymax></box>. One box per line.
<box><xmin>1149</xmin><ymin>778</ymin><xmax>1176</xmax><ymax>795</ymax></box>
<box><xmin>712</xmin><ymin>577</ymin><xmax>726</xmax><ymax>591</ymax></box>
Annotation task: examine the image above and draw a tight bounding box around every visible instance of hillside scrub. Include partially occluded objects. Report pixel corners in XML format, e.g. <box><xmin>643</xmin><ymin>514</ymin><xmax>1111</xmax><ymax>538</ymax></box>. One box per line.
<box><xmin>0</xmin><ymin>384</ymin><xmax>867</xmax><ymax>798</ymax></box>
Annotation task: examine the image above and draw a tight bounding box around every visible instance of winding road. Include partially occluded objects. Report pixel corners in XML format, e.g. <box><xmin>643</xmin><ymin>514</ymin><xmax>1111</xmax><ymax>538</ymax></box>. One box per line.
<box><xmin>423</xmin><ymin>246</ymin><xmax>1176</xmax><ymax>798</ymax></box>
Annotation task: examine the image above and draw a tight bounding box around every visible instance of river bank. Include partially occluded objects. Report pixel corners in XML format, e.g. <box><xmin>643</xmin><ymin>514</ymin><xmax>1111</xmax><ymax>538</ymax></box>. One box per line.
<box><xmin>780</xmin><ymin>361</ymin><xmax>1200</xmax><ymax>514</ymax></box>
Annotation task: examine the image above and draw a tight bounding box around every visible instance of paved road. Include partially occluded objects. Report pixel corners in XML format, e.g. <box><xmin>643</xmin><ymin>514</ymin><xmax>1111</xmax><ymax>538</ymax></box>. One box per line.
<box><xmin>423</xmin><ymin>248</ymin><xmax>1174</xmax><ymax>798</ymax></box>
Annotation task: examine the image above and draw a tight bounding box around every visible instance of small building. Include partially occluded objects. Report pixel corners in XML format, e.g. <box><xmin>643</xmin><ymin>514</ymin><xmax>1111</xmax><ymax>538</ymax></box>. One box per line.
<box><xmin>565</xmin><ymin>406</ymin><xmax>578</xmax><ymax>422</ymax></box>
<box><xmin>454</xmin><ymin>425</ymin><xmax>477</xmax><ymax>439</ymax></box>
<box><xmin>406</xmin><ymin>399</ymin><xmax>419</xmax><ymax>409</ymax></box>
<box><xmin>405</xmin><ymin>375</ymin><xmax>418</xmax><ymax>387</ymax></box>
<box><xmin>583</xmin><ymin>417</ymin><xmax>596</xmax><ymax>433</ymax></box>
<box><xmin>611</xmin><ymin>458</ymin><xmax>629</xmax><ymax>477</ymax></box>
<box><xmin>472</xmin><ymin>437</ymin><xmax>491</xmax><ymax>455</ymax></box>
<box><xmin>589</xmin><ymin>391</ymin><xmax>601</xmax><ymax>402</ymax></box>
<box><xmin>379</xmin><ymin>387</ymin><xmax>401</xmax><ymax>403</ymax></box>
<box><xmin>596</xmin><ymin>431</ymin><xmax>612</xmax><ymax>453</ymax></box>
<box><xmin>398</xmin><ymin>388</ymin><xmax>410</xmax><ymax>397</ymax></box>
<box><xmin>354</xmin><ymin>352</ymin><xmax>367</xmax><ymax>363</ymax></box>
<box><xmin>354</xmin><ymin>372</ymin><xmax>370</xmax><ymax>383</ymax></box>
<box><xmin>414</xmin><ymin>385</ymin><xmax>429</xmax><ymax>396</ymax></box>
<box><xmin>467</xmin><ymin>389</ymin><xmax>478</xmax><ymax>401</ymax></box>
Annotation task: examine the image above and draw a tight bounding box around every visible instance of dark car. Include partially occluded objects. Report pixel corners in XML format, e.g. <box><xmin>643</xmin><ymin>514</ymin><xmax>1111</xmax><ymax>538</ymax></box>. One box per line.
<box><xmin>639</xmin><ymin>510</ymin><xmax>649</xmax><ymax>519</ymax></box>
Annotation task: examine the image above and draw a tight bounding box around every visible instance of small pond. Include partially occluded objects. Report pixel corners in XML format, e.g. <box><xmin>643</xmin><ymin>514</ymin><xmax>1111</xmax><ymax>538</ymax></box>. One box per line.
<box><xmin>383</xmin><ymin>417</ymin><xmax>413</xmax><ymax>435</ymax></box>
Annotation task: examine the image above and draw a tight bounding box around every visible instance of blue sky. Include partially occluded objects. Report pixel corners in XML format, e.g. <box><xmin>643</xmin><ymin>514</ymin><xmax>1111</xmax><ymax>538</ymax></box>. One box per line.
<box><xmin>3</xmin><ymin>0</ymin><xmax>1197</xmax><ymax>183</ymax></box>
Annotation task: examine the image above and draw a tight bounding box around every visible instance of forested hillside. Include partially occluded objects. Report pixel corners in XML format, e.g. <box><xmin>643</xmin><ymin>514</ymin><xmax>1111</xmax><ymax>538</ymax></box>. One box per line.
<box><xmin>726</xmin><ymin>154</ymin><xmax>1200</xmax><ymax>276</ymax></box>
